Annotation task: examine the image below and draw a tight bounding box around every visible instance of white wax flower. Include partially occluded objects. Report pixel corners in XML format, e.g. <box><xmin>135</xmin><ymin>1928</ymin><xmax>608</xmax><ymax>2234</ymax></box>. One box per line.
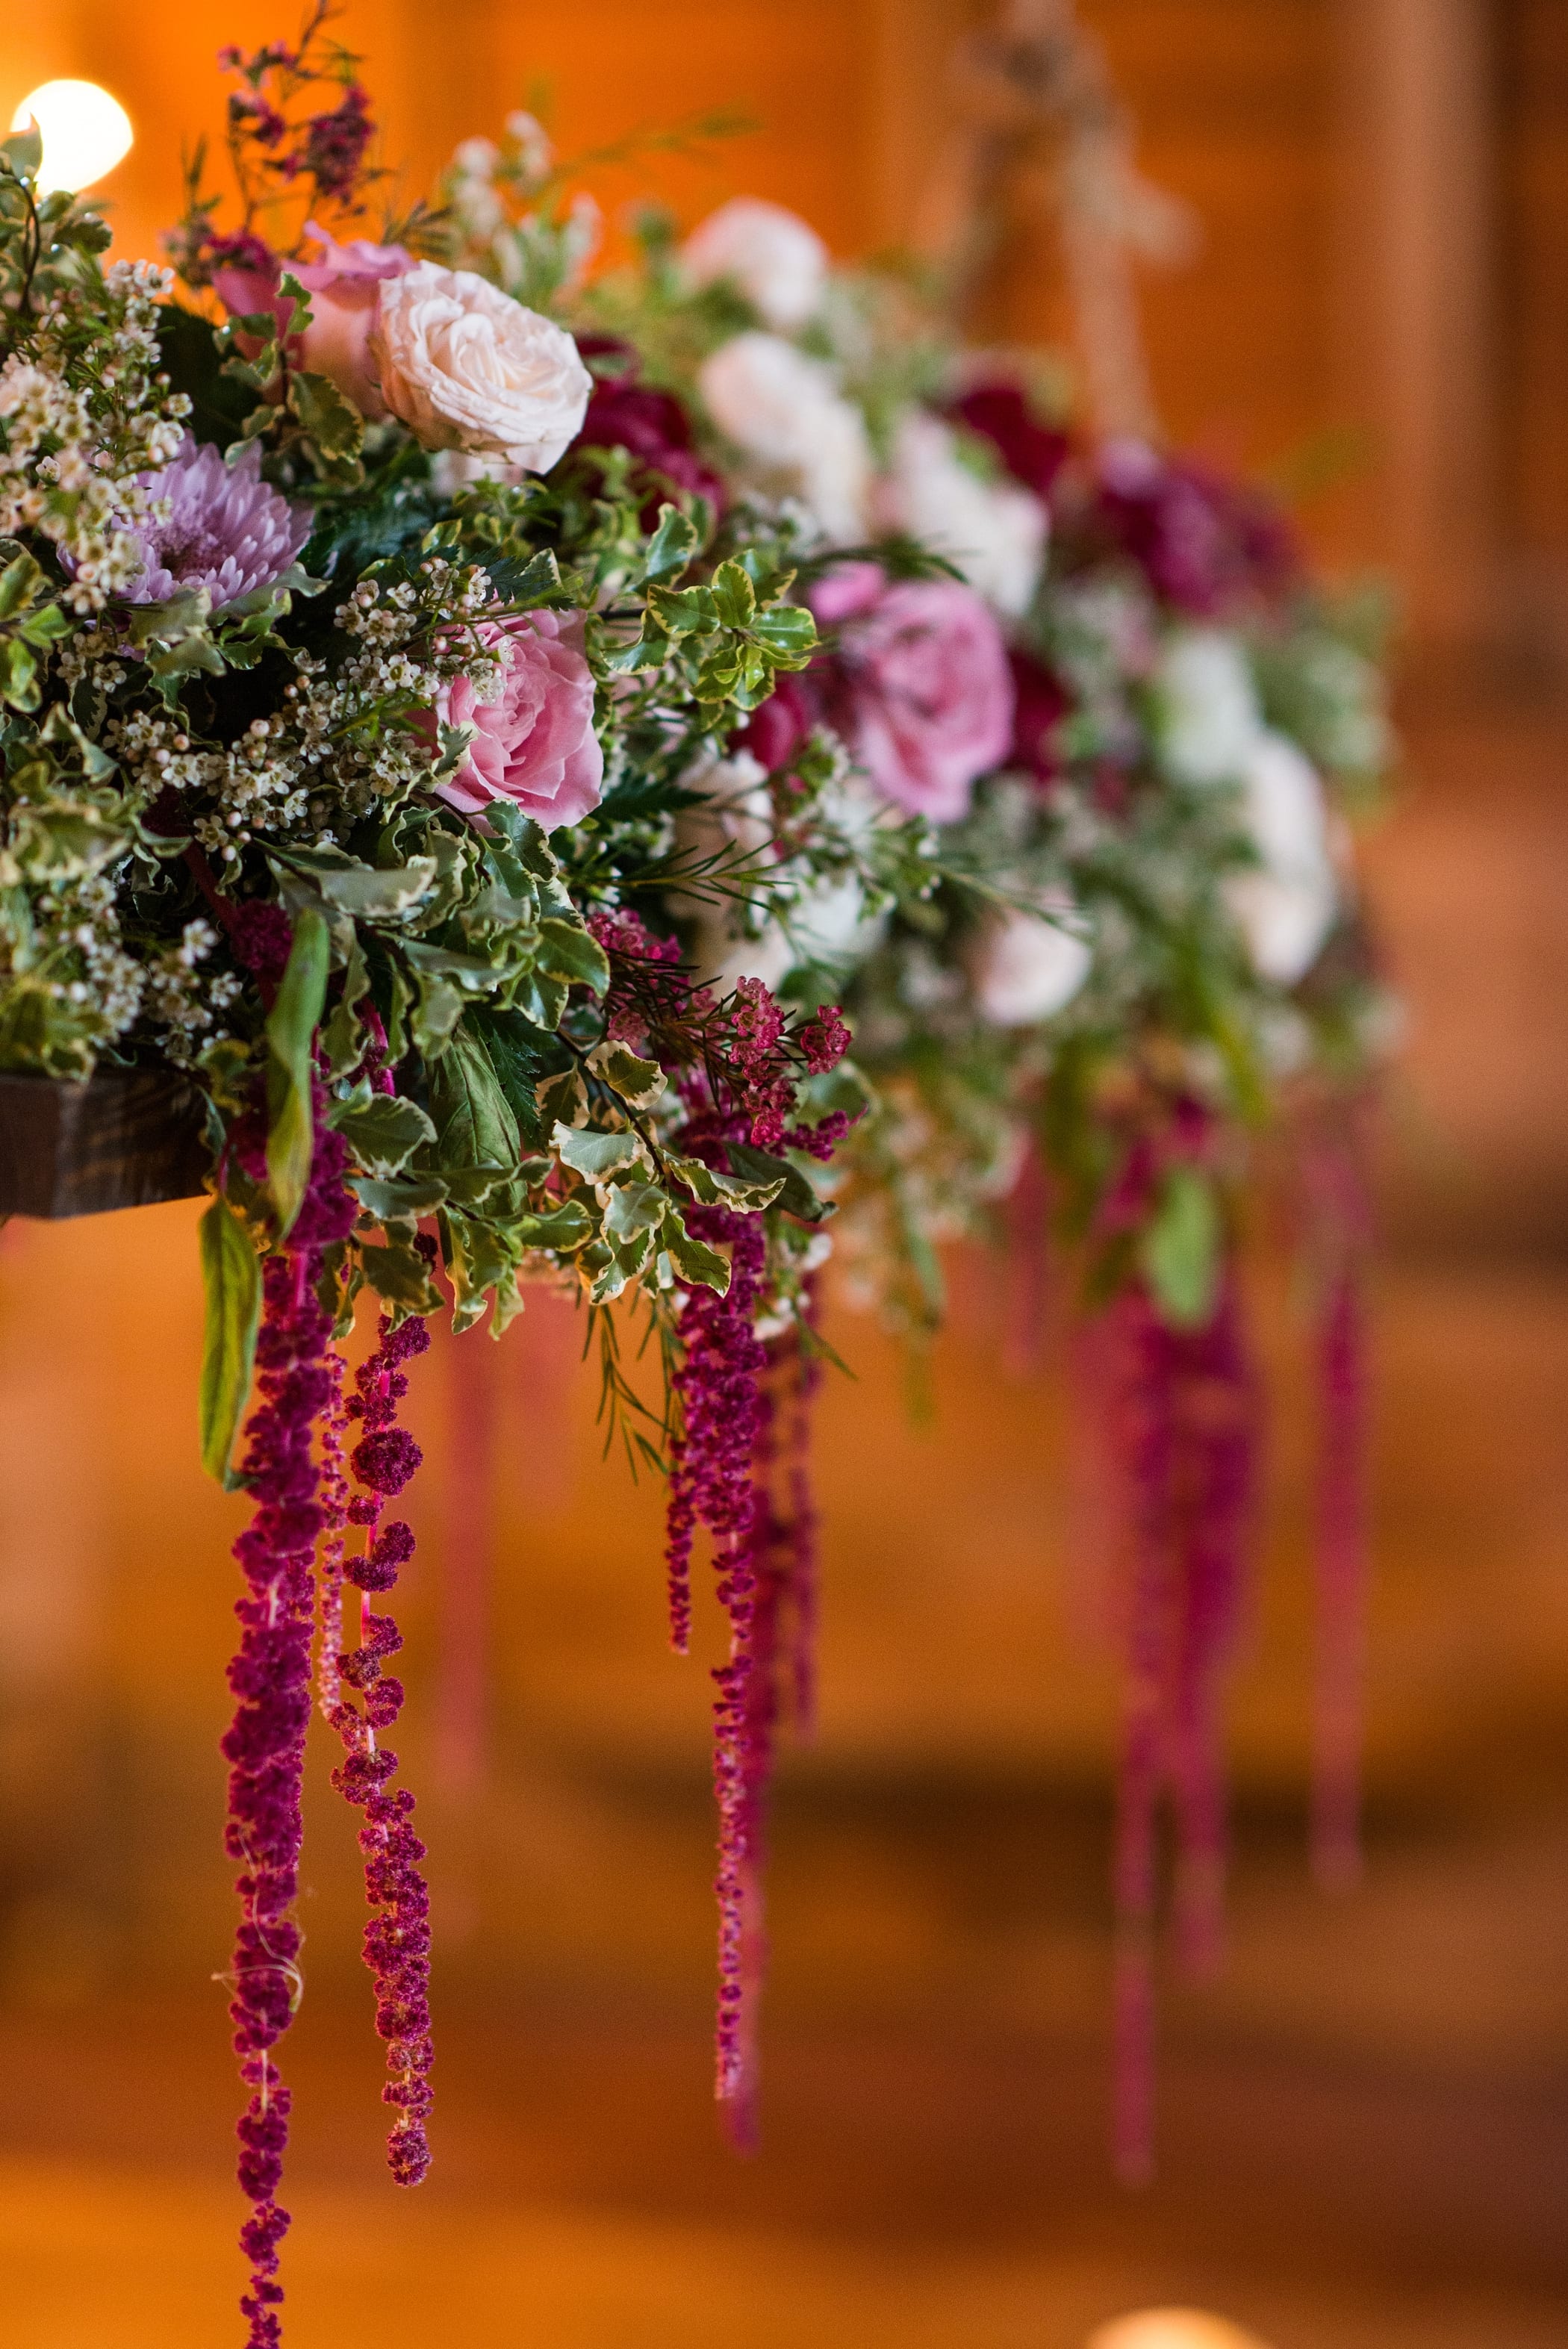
<box><xmin>877</xmin><ymin>411</ymin><xmax>1048</xmax><ymax>620</ymax></box>
<box><xmin>370</xmin><ymin>261</ymin><xmax>591</xmax><ymax>472</ymax></box>
<box><xmin>682</xmin><ymin>198</ymin><xmax>829</xmax><ymax>331</ymax></box>
<box><xmin>972</xmin><ymin>899</ymin><xmax>1093</xmax><ymax>1026</ymax></box>
<box><xmin>1225</xmin><ymin>729</ymin><xmax>1337</xmax><ymax>984</ymax></box>
<box><xmin>698</xmin><ymin>332</ymin><xmax>871</xmax><ymax>543</ymax></box>
<box><xmin>1152</xmin><ymin>626</ymin><xmax>1265</xmax><ymax>785</ymax></box>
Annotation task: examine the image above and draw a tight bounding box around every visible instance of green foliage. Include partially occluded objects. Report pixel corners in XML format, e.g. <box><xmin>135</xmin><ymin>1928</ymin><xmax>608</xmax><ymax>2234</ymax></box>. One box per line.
<box><xmin>198</xmin><ymin>1193</ymin><xmax>263</xmax><ymax>1485</ymax></box>
<box><xmin>264</xmin><ymin>904</ymin><xmax>331</xmax><ymax>1235</ymax></box>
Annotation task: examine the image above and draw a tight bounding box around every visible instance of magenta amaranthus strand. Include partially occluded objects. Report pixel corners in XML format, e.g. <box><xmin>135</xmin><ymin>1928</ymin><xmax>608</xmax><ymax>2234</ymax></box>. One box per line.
<box><xmin>220</xmin><ymin>1119</ymin><xmax>356</xmax><ymax>2348</ymax></box>
<box><xmin>1102</xmin><ymin>1267</ymin><xmax>1257</xmax><ymax>2188</ymax></box>
<box><xmin>324</xmin><ymin>1302</ymin><xmax>436</xmax><ymax>2186</ymax></box>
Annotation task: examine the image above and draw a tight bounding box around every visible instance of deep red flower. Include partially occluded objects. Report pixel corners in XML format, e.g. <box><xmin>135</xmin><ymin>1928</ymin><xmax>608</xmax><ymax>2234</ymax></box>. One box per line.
<box><xmin>951</xmin><ymin>382</ymin><xmax>1071</xmax><ymax>502</ymax></box>
<box><xmin>577</xmin><ymin>371</ymin><xmax>725</xmax><ymax>517</ymax></box>
<box><xmin>1008</xmin><ymin>647</ymin><xmax>1072</xmax><ymax>793</ymax></box>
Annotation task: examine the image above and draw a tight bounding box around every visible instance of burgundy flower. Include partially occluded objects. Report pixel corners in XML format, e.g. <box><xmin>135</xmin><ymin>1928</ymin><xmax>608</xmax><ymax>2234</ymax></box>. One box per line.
<box><xmin>733</xmin><ymin>670</ymin><xmax>819</xmax><ymax>775</ymax></box>
<box><xmin>950</xmin><ymin>382</ymin><xmax>1071</xmax><ymax>503</ymax></box>
<box><xmin>577</xmin><ymin>370</ymin><xmax>725</xmax><ymax>516</ymax></box>
<box><xmin>1008</xmin><ymin>647</ymin><xmax>1072</xmax><ymax>793</ymax></box>
<box><xmin>1092</xmin><ymin>440</ymin><xmax>1300</xmax><ymax>619</ymax></box>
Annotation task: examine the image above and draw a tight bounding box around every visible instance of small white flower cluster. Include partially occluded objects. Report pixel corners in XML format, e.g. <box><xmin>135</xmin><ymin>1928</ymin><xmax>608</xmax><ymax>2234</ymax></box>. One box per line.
<box><xmin>104</xmin><ymin>558</ymin><xmax>505</xmax><ymax>869</ymax></box>
<box><xmin>0</xmin><ymin>261</ymin><xmax>190</xmax><ymax>612</ymax></box>
<box><xmin>441</xmin><ymin>117</ymin><xmax>600</xmax><ymax>305</ymax></box>
<box><xmin>142</xmin><ymin>918</ymin><xmax>238</xmax><ymax>1060</ymax></box>
<box><xmin>27</xmin><ymin>868</ymin><xmax>144</xmax><ymax>1040</ymax></box>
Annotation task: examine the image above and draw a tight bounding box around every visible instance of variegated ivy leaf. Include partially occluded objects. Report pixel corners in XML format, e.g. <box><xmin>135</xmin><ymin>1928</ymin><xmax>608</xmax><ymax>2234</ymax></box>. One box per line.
<box><xmin>535</xmin><ymin>916</ymin><xmax>611</xmax><ymax>995</ymax></box>
<box><xmin>332</xmin><ymin>1092</ymin><xmax>437</xmax><ymax>1180</ymax></box>
<box><xmin>666</xmin><ymin>1150</ymin><xmax>785</xmax><ymax>1215</ymax></box>
<box><xmin>660</xmin><ymin>1205</ymin><xmax>732</xmax><ymax>1295</ymax></box>
<box><xmin>552</xmin><ymin>1121</ymin><xmax>647</xmax><ymax>1186</ymax></box>
<box><xmin>433</xmin><ymin>721</ymin><xmax>477</xmax><ymax>780</ymax></box>
<box><xmin>602</xmin><ymin>1180</ymin><xmax>668</xmax><ymax>1245</ymax></box>
<box><xmin>310</xmin><ymin>858</ymin><xmax>441</xmax><ymax>921</ymax></box>
<box><xmin>512</xmin><ymin>1198</ymin><xmax>594</xmax><ymax>1252</ymax></box>
<box><xmin>586</xmin><ymin>1039</ymin><xmax>666</xmax><ymax>1110</ymax></box>
<box><xmin>535</xmin><ymin>1066</ymin><xmax>588</xmax><ymax>1128</ymax></box>
<box><xmin>349</xmin><ymin>1172</ymin><xmax>450</xmax><ymax>1223</ymax></box>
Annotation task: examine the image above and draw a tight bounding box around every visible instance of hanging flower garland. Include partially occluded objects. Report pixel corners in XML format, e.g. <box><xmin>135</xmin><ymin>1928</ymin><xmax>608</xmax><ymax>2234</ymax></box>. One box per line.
<box><xmin>424</xmin><ymin>148</ymin><xmax>1398</xmax><ymax>2173</ymax></box>
<box><xmin>0</xmin><ymin>13</ymin><xmax>1396</xmax><ymax>2328</ymax></box>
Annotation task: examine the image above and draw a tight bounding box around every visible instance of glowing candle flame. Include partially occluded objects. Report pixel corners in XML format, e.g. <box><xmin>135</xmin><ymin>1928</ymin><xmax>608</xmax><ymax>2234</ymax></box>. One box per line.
<box><xmin>10</xmin><ymin>81</ymin><xmax>134</xmax><ymax>196</ymax></box>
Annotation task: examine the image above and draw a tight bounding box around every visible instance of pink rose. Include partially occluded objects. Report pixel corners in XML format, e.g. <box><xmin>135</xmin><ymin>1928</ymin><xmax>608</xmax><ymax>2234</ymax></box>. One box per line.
<box><xmin>291</xmin><ymin>220</ymin><xmax>417</xmax><ymax>419</ymax></box>
<box><xmin>810</xmin><ymin>568</ymin><xmax>1014</xmax><ymax>824</ymax></box>
<box><xmin>432</xmin><ymin>610</ymin><xmax>603</xmax><ymax>832</ymax></box>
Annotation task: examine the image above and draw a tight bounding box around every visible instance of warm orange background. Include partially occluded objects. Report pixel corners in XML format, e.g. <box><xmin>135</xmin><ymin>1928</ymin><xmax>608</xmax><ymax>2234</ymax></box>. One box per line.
<box><xmin>1</xmin><ymin>8</ymin><xmax>1567</xmax><ymax>2348</ymax></box>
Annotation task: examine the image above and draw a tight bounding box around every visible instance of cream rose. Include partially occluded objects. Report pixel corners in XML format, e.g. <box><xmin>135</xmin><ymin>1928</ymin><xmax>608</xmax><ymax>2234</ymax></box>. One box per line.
<box><xmin>698</xmin><ymin>332</ymin><xmax>871</xmax><ymax>543</ymax></box>
<box><xmin>682</xmin><ymin>199</ymin><xmax>829</xmax><ymax>330</ymax></box>
<box><xmin>369</xmin><ymin>261</ymin><xmax>591</xmax><ymax>473</ymax></box>
<box><xmin>874</xmin><ymin>412</ymin><xmax>1048</xmax><ymax>621</ymax></box>
<box><xmin>971</xmin><ymin>900</ymin><xmax>1093</xmax><ymax>1026</ymax></box>
<box><xmin>1225</xmin><ymin>730</ymin><xmax>1337</xmax><ymax>985</ymax></box>
<box><xmin>1151</xmin><ymin>626</ymin><xmax>1264</xmax><ymax>786</ymax></box>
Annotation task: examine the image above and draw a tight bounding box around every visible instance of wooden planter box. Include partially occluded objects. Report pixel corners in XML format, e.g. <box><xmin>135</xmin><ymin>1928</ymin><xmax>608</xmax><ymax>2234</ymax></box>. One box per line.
<box><xmin>0</xmin><ymin>1068</ymin><xmax>211</xmax><ymax>1220</ymax></box>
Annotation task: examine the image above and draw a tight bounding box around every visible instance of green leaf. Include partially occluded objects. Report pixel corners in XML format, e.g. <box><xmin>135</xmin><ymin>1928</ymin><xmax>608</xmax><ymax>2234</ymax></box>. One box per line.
<box><xmin>513</xmin><ymin>1198</ymin><xmax>594</xmax><ymax>1251</ymax></box>
<box><xmin>750</xmin><ymin>604</ymin><xmax>817</xmax><ymax>662</ymax></box>
<box><xmin>0</xmin><ymin>548</ymin><xmax>46</xmax><ymax>618</ymax></box>
<box><xmin>311</xmin><ymin>858</ymin><xmax>439</xmax><ymax>920</ymax></box>
<box><xmin>586</xmin><ymin>1038</ymin><xmax>665</xmax><ymax>1109</ymax></box>
<box><xmin>0</xmin><ymin>637</ymin><xmax>38</xmax><ymax>712</ymax></box>
<box><xmin>332</xmin><ymin>1092</ymin><xmax>437</xmax><ymax>1180</ymax></box>
<box><xmin>552</xmin><ymin>1121</ymin><xmax>645</xmax><ymax>1183</ymax></box>
<box><xmin>536</xmin><ymin>916</ymin><xmax>611</xmax><ymax>995</ymax></box>
<box><xmin>1139</xmin><ymin>1164</ymin><xmax>1222</xmax><ymax>1331</ymax></box>
<box><xmin>535</xmin><ymin>1065</ymin><xmax>588</xmax><ymax>1129</ymax></box>
<box><xmin>724</xmin><ymin>1140</ymin><xmax>829</xmax><ymax>1223</ymax></box>
<box><xmin>198</xmin><ymin>1195</ymin><xmax>262</xmax><ymax>1487</ymax></box>
<box><xmin>603</xmin><ymin>1180</ymin><xmax>668</xmax><ymax>1244</ymax></box>
<box><xmin>640</xmin><ymin>503</ymin><xmax>700</xmax><ymax>582</ymax></box>
<box><xmin>287</xmin><ymin>368</ymin><xmax>366</xmax><ymax>462</ymax></box>
<box><xmin>427</xmin><ymin>1024</ymin><xmax>521</xmax><ymax>1173</ymax></box>
<box><xmin>665</xmin><ymin>1149</ymin><xmax>784</xmax><ymax>1213</ymax></box>
<box><xmin>358</xmin><ymin>1239</ymin><xmax>443</xmax><ymax>1313</ymax></box>
<box><xmin>349</xmin><ymin>1173</ymin><xmax>450</xmax><ymax>1222</ymax></box>
<box><xmin>264</xmin><ymin>903</ymin><xmax>331</xmax><ymax>1236</ymax></box>
<box><xmin>661</xmin><ymin>1207</ymin><xmax>732</xmax><ymax>1295</ymax></box>
<box><xmin>709</xmin><ymin>560</ymin><xmax>757</xmax><ymax>628</ymax></box>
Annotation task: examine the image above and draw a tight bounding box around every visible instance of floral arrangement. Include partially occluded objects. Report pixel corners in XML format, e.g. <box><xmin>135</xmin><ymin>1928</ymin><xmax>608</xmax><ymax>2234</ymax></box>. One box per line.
<box><xmin>452</xmin><ymin>170</ymin><xmax>1391</xmax><ymax>2176</ymax></box>
<box><xmin>0</xmin><ymin>10</ymin><xmax>1393</xmax><ymax>2331</ymax></box>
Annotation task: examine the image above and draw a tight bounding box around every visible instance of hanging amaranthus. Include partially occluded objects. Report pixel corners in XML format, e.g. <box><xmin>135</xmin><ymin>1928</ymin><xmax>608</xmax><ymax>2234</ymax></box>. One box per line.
<box><xmin>220</xmin><ymin>1111</ymin><xmax>356</xmax><ymax>2349</ymax></box>
<box><xmin>1093</xmin><ymin>1177</ymin><xmax>1258</xmax><ymax>2186</ymax></box>
<box><xmin>321</xmin><ymin>1301</ymin><xmax>437</xmax><ymax>2186</ymax></box>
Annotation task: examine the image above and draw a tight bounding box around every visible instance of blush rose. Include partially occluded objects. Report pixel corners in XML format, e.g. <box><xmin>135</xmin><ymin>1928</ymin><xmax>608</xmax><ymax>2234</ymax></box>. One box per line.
<box><xmin>430</xmin><ymin>611</ymin><xmax>603</xmax><ymax>832</ymax></box>
<box><xmin>811</xmin><ymin>563</ymin><xmax>1015</xmax><ymax>824</ymax></box>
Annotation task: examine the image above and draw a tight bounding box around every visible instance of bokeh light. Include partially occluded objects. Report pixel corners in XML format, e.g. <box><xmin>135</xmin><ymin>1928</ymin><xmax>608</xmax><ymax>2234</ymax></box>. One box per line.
<box><xmin>1086</xmin><ymin>2313</ymin><xmax>1274</xmax><ymax>2349</ymax></box>
<box><xmin>10</xmin><ymin>80</ymin><xmax>133</xmax><ymax>196</ymax></box>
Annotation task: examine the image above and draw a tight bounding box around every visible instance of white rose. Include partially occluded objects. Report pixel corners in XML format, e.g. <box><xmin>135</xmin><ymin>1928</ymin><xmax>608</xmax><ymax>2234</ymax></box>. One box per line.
<box><xmin>1152</xmin><ymin>626</ymin><xmax>1265</xmax><ymax>785</ymax></box>
<box><xmin>1225</xmin><ymin>729</ymin><xmax>1337</xmax><ymax>985</ymax></box>
<box><xmin>972</xmin><ymin>899</ymin><xmax>1093</xmax><ymax>1026</ymax></box>
<box><xmin>698</xmin><ymin>332</ymin><xmax>871</xmax><ymax>543</ymax></box>
<box><xmin>370</xmin><ymin>261</ymin><xmax>591</xmax><ymax>473</ymax></box>
<box><xmin>682</xmin><ymin>199</ymin><xmax>829</xmax><ymax>331</ymax></box>
<box><xmin>875</xmin><ymin>412</ymin><xmax>1047</xmax><ymax>620</ymax></box>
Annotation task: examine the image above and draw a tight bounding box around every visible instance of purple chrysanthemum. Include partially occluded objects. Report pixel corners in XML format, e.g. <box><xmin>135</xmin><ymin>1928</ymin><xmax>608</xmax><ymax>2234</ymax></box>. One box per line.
<box><xmin>126</xmin><ymin>434</ymin><xmax>312</xmax><ymax>609</ymax></box>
